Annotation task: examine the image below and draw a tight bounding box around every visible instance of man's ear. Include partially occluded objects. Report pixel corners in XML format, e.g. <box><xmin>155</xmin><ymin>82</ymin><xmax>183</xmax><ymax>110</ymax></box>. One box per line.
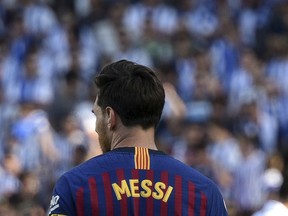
<box><xmin>106</xmin><ymin>107</ymin><xmax>116</xmax><ymax>130</ymax></box>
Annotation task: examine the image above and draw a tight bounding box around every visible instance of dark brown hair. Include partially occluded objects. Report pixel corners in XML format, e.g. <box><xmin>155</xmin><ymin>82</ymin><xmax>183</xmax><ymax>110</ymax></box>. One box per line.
<box><xmin>95</xmin><ymin>60</ymin><xmax>165</xmax><ymax>129</ymax></box>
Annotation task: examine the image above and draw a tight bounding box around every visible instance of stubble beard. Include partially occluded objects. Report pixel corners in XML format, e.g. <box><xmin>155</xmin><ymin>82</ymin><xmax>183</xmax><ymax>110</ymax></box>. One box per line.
<box><xmin>98</xmin><ymin>129</ymin><xmax>111</xmax><ymax>153</ymax></box>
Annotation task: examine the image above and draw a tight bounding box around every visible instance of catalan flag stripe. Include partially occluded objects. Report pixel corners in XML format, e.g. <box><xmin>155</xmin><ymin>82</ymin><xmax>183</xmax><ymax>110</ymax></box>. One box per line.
<box><xmin>134</xmin><ymin>147</ymin><xmax>138</xmax><ymax>169</ymax></box>
<box><xmin>134</xmin><ymin>147</ymin><xmax>150</xmax><ymax>170</ymax></box>
<box><xmin>139</xmin><ymin>148</ymin><xmax>143</xmax><ymax>169</ymax></box>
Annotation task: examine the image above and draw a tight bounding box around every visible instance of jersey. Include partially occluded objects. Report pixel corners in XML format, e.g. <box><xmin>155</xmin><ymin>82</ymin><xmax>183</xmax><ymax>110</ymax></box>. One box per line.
<box><xmin>49</xmin><ymin>147</ymin><xmax>228</xmax><ymax>215</ymax></box>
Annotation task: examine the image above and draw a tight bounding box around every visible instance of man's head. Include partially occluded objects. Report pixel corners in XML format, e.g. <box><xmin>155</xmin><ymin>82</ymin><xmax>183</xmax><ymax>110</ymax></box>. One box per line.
<box><xmin>93</xmin><ymin>60</ymin><xmax>165</xmax><ymax>153</ymax></box>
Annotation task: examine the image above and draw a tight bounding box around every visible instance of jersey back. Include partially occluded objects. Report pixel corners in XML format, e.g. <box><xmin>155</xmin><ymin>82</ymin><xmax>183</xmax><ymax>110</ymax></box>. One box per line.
<box><xmin>49</xmin><ymin>147</ymin><xmax>228</xmax><ymax>216</ymax></box>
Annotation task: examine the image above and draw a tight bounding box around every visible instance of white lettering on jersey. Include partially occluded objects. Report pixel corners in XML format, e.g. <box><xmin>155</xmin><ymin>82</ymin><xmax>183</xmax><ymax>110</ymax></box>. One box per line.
<box><xmin>49</xmin><ymin>195</ymin><xmax>60</xmax><ymax>214</ymax></box>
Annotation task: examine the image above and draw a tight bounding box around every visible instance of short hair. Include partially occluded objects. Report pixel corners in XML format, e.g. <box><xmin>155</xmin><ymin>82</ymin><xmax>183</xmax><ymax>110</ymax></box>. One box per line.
<box><xmin>94</xmin><ymin>60</ymin><xmax>165</xmax><ymax>129</ymax></box>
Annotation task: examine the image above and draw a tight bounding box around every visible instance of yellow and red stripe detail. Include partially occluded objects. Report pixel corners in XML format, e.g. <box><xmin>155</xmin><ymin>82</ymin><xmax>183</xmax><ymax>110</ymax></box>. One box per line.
<box><xmin>134</xmin><ymin>147</ymin><xmax>150</xmax><ymax>170</ymax></box>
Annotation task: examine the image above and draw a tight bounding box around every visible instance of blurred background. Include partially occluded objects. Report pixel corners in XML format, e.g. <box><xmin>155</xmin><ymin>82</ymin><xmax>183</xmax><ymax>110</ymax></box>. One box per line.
<box><xmin>0</xmin><ymin>0</ymin><xmax>288</xmax><ymax>215</ymax></box>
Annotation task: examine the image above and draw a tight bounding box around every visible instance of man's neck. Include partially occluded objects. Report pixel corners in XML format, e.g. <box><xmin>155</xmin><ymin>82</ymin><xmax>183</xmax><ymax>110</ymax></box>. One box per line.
<box><xmin>110</xmin><ymin>126</ymin><xmax>157</xmax><ymax>150</ymax></box>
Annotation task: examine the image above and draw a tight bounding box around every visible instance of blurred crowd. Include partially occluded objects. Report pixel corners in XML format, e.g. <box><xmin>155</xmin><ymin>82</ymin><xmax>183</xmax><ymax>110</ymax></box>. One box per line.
<box><xmin>0</xmin><ymin>0</ymin><xmax>288</xmax><ymax>215</ymax></box>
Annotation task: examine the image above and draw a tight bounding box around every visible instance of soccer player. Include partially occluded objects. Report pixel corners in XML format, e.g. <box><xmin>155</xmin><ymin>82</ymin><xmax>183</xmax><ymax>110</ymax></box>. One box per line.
<box><xmin>48</xmin><ymin>60</ymin><xmax>228</xmax><ymax>215</ymax></box>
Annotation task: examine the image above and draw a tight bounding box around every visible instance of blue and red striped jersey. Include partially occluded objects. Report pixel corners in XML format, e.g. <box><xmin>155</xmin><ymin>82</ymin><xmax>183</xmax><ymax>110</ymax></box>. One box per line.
<box><xmin>49</xmin><ymin>147</ymin><xmax>228</xmax><ymax>216</ymax></box>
